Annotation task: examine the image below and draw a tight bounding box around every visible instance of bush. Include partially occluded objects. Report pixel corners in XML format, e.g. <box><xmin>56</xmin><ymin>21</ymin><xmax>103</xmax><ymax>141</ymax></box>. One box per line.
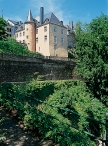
<box><xmin>75</xmin><ymin>14</ymin><xmax>108</xmax><ymax>106</ymax></box>
<box><xmin>0</xmin><ymin>118</ymin><xmax>6</xmax><ymax>145</ymax></box>
<box><xmin>0</xmin><ymin>39</ymin><xmax>44</xmax><ymax>58</ymax></box>
<box><xmin>0</xmin><ymin>81</ymin><xmax>106</xmax><ymax>145</ymax></box>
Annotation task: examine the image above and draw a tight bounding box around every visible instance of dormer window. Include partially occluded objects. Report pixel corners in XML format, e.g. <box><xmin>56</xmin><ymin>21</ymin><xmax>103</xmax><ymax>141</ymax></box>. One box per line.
<box><xmin>45</xmin><ymin>18</ymin><xmax>49</xmax><ymax>23</ymax></box>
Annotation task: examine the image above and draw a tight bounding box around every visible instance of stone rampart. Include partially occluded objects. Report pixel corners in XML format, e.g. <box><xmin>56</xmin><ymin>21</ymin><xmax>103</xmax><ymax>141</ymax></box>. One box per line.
<box><xmin>0</xmin><ymin>53</ymin><xmax>76</xmax><ymax>82</ymax></box>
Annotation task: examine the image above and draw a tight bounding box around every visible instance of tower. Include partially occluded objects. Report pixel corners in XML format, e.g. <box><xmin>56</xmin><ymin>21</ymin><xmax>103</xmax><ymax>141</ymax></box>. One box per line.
<box><xmin>25</xmin><ymin>10</ymin><xmax>36</xmax><ymax>52</ymax></box>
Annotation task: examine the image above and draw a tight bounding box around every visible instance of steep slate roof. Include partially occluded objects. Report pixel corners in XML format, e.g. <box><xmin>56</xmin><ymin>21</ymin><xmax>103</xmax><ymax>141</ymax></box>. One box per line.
<box><xmin>44</xmin><ymin>12</ymin><xmax>60</xmax><ymax>25</ymax></box>
<box><xmin>15</xmin><ymin>11</ymin><xmax>63</xmax><ymax>32</ymax></box>
<box><xmin>35</xmin><ymin>12</ymin><xmax>62</xmax><ymax>26</ymax></box>
<box><xmin>7</xmin><ymin>19</ymin><xmax>19</xmax><ymax>25</ymax></box>
<box><xmin>16</xmin><ymin>23</ymin><xmax>25</xmax><ymax>32</ymax></box>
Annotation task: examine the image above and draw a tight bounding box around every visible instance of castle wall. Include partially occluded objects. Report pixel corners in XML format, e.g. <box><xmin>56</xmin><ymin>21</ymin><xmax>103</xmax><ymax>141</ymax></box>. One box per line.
<box><xmin>0</xmin><ymin>53</ymin><xmax>76</xmax><ymax>82</ymax></box>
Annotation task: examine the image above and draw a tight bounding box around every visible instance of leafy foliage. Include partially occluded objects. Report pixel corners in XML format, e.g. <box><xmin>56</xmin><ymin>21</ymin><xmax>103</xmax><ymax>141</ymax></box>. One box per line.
<box><xmin>75</xmin><ymin>14</ymin><xmax>108</xmax><ymax>106</ymax></box>
<box><xmin>0</xmin><ymin>80</ymin><xmax>107</xmax><ymax>145</ymax></box>
<box><xmin>0</xmin><ymin>17</ymin><xmax>7</xmax><ymax>40</ymax></box>
<box><xmin>0</xmin><ymin>38</ymin><xmax>44</xmax><ymax>58</ymax></box>
<box><xmin>0</xmin><ymin>118</ymin><xmax>5</xmax><ymax>145</ymax></box>
<box><xmin>68</xmin><ymin>48</ymin><xmax>77</xmax><ymax>59</ymax></box>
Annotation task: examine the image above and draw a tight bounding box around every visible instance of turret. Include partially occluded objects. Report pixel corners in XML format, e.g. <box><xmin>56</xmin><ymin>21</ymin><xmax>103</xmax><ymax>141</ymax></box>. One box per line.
<box><xmin>24</xmin><ymin>10</ymin><xmax>36</xmax><ymax>52</ymax></box>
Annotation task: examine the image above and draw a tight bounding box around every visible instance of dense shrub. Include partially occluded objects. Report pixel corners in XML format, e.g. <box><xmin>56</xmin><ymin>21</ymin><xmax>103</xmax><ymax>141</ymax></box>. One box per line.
<box><xmin>0</xmin><ymin>39</ymin><xmax>43</xmax><ymax>58</ymax></box>
<box><xmin>0</xmin><ymin>80</ymin><xmax>107</xmax><ymax>145</ymax></box>
<box><xmin>75</xmin><ymin>14</ymin><xmax>108</xmax><ymax>106</ymax></box>
<box><xmin>0</xmin><ymin>17</ymin><xmax>7</xmax><ymax>40</ymax></box>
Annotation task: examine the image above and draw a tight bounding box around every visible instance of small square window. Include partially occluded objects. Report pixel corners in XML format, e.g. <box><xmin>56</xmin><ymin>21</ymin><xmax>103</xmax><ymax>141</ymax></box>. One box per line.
<box><xmin>16</xmin><ymin>34</ymin><xmax>18</xmax><ymax>38</ymax></box>
<box><xmin>54</xmin><ymin>36</ymin><xmax>57</xmax><ymax>43</ymax></box>
<box><xmin>36</xmin><ymin>37</ymin><xmax>38</xmax><ymax>43</ymax></box>
<box><xmin>20</xmin><ymin>32</ymin><xmax>22</xmax><ymax>37</ymax></box>
<box><xmin>23</xmin><ymin>32</ymin><xmax>25</xmax><ymax>36</ymax></box>
<box><xmin>26</xmin><ymin>28</ymin><xmax>28</xmax><ymax>31</ymax></box>
<box><xmin>54</xmin><ymin>27</ymin><xmax>57</xmax><ymax>32</ymax></box>
<box><xmin>44</xmin><ymin>26</ymin><xmax>47</xmax><ymax>32</ymax></box>
<box><xmin>54</xmin><ymin>44</ymin><xmax>57</xmax><ymax>50</ymax></box>
<box><xmin>36</xmin><ymin>29</ymin><xmax>38</xmax><ymax>34</ymax></box>
<box><xmin>61</xmin><ymin>38</ymin><xmax>64</xmax><ymax>44</ymax></box>
<box><xmin>44</xmin><ymin>35</ymin><xmax>47</xmax><ymax>41</ymax></box>
<box><xmin>61</xmin><ymin>29</ymin><xmax>64</xmax><ymax>34</ymax></box>
<box><xmin>26</xmin><ymin>35</ymin><xmax>28</xmax><ymax>39</ymax></box>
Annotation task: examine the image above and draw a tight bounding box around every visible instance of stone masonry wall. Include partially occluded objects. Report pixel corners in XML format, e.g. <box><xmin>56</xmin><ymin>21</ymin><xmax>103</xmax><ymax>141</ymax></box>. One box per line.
<box><xmin>0</xmin><ymin>53</ymin><xmax>76</xmax><ymax>82</ymax></box>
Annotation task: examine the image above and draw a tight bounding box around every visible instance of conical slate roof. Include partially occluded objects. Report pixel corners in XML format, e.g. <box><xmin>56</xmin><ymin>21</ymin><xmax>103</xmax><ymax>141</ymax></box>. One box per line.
<box><xmin>25</xmin><ymin>10</ymin><xmax>34</xmax><ymax>22</ymax></box>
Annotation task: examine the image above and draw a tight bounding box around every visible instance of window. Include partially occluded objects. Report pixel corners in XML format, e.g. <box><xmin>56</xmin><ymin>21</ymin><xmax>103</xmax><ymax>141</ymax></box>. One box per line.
<box><xmin>61</xmin><ymin>29</ymin><xmax>64</xmax><ymax>34</ymax></box>
<box><xmin>36</xmin><ymin>29</ymin><xmax>38</xmax><ymax>34</ymax></box>
<box><xmin>26</xmin><ymin>35</ymin><xmax>28</xmax><ymax>39</ymax></box>
<box><xmin>8</xmin><ymin>34</ymin><xmax>11</xmax><ymax>37</ymax></box>
<box><xmin>54</xmin><ymin>44</ymin><xmax>57</xmax><ymax>50</ymax></box>
<box><xmin>36</xmin><ymin>37</ymin><xmax>38</xmax><ymax>43</ymax></box>
<box><xmin>44</xmin><ymin>26</ymin><xmax>47</xmax><ymax>32</ymax></box>
<box><xmin>23</xmin><ymin>40</ymin><xmax>25</xmax><ymax>43</ymax></box>
<box><xmin>54</xmin><ymin>36</ymin><xmax>57</xmax><ymax>43</ymax></box>
<box><xmin>23</xmin><ymin>31</ymin><xmax>25</xmax><ymax>36</ymax></box>
<box><xmin>54</xmin><ymin>27</ymin><xmax>57</xmax><ymax>32</ymax></box>
<box><xmin>20</xmin><ymin>32</ymin><xmax>22</xmax><ymax>37</ymax></box>
<box><xmin>26</xmin><ymin>28</ymin><xmax>28</xmax><ymax>31</ymax></box>
<box><xmin>61</xmin><ymin>38</ymin><xmax>64</xmax><ymax>44</ymax></box>
<box><xmin>7</xmin><ymin>28</ymin><xmax>11</xmax><ymax>32</ymax></box>
<box><xmin>16</xmin><ymin>34</ymin><xmax>18</xmax><ymax>38</ymax></box>
<box><xmin>44</xmin><ymin>35</ymin><xmax>47</xmax><ymax>41</ymax></box>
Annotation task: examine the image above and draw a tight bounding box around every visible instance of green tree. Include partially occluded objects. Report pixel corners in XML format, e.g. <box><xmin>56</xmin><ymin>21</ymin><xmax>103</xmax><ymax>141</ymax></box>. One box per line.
<box><xmin>76</xmin><ymin>14</ymin><xmax>108</xmax><ymax>106</ymax></box>
<box><xmin>68</xmin><ymin>48</ymin><xmax>77</xmax><ymax>59</ymax></box>
<box><xmin>0</xmin><ymin>17</ymin><xmax>7</xmax><ymax>40</ymax></box>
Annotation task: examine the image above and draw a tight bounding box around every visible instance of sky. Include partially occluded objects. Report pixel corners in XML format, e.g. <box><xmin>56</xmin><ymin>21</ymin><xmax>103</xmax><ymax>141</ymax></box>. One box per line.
<box><xmin>0</xmin><ymin>0</ymin><xmax>107</xmax><ymax>25</ymax></box>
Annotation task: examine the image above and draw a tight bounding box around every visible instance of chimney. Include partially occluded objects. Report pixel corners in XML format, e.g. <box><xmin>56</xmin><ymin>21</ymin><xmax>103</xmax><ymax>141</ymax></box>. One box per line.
<box><xmin>40</xmin><ymin>7</ymin><xmax>44</xmax><ymax>25</ymax></box>
<box><xmin>69</xmin><ymin>21</ymin><xmax>73</xmax><ymax>30</ymax></box>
